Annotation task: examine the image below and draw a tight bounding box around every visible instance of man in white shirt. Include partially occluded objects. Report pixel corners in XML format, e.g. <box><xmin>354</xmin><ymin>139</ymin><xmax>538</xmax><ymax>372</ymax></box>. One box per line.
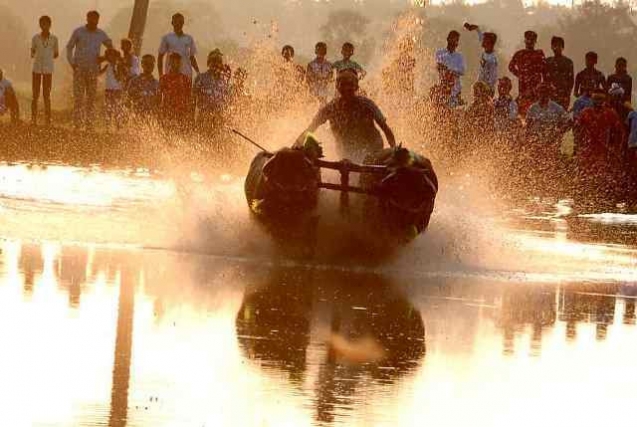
<box><xmin>31</xmin><ymin>15</ymin><xmax>59</xmax><ymax>126</ymax></box>
<box><xmin>465</xmin><ymin>23</ymin><xmax>498</xmax><ymax>94</ymax></box>
<box><xmin>66</xmin><ymin>10</ymin><xmax>112</xmax><ymax>131</ymax></box>
<box><xmin>158</xmin><ymin>13</ymin><xmax>199</xmax><ymax>80</ymax></box>
<box><xmin>0</xmin><ymin>69</ymin><xmax>20</xmax><ymax>123</ymax></box>
<box><xmin>435</xmin><ymin>30</ymin><xmax>465</xmax><ymax>107</ymax></box>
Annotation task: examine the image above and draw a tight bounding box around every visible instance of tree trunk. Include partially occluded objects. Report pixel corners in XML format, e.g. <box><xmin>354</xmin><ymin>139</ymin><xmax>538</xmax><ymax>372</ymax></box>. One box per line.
<box><xmin>128</xmin><ymin>0</ymin><xmax>150</xmax><ymax>55</ymax></box>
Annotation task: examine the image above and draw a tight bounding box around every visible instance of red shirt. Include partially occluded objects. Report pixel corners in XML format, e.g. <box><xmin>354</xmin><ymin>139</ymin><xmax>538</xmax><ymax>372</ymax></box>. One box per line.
<box><xmin>577</xmin><ymin>106</ymin><xmax>622</xmax><ymax>163</ymax></box>
<box><xmin>509</xmin><ymin>49</ymin><xmax>546</xmax><ymax>98</ymax></box>
<box><xmin>160</xmin><ymin>73</ymin><xmax>191</xmax><ymax>117</ymax></box>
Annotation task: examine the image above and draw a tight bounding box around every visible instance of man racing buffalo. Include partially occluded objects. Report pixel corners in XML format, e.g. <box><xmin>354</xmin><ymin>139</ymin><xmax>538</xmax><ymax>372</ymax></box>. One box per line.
<box><xmin>299</xmin><ymin>69</ymin><xmax>396</xmax><ymax>162</ymax></box>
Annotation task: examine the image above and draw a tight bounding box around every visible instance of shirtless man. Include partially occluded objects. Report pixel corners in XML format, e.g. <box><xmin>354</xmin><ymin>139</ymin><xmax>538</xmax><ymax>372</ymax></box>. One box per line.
<box><xmin>299</xmin><ymin>70</ymin><xmax>395</xmax><ymax>162</ymax></box>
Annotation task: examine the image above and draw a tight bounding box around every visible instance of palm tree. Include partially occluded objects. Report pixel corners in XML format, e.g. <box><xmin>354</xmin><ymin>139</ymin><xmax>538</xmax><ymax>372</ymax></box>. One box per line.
<box><xmin>128</xmin><ymin>0</ymin><xmax>150</xmax><ymax>55</ymax></box>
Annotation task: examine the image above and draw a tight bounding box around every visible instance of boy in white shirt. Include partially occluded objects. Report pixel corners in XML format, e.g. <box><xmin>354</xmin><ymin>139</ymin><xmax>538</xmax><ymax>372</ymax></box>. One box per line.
<box><xmin>435</xmin><ymin>31</ymin><xmax>465</xmax><ymax>106</ymax></box>
<box><xmin>158</xmin><ymin>13</ymin><xmax>199</xmax><ymax>80</ymax></box>
<box><xmin>120</xmin><ymin>38</ymin><xmax>140</xmax><ymax>82</ymax></box>
<box><xmin>31</xmin><ymin>15</ymin><xmax>59</xmax><ymax>125</ymax></box>
<box><xmin>465</xmin><ymin>23</ymin><xmax>498</xmax><ymax>94</ymax></box>
<box><xmin>100</xmin><ymin>48</ymin><xmax>126</xmax><ymax>131</ymax></box>
<box><xmin>306</xmin><ymin>42</ymin><xmax>333</xmax><ymax>104</ymax></box>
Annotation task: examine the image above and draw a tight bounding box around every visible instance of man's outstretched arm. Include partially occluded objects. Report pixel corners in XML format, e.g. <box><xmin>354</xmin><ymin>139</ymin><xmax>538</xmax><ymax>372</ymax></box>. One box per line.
<box><xmin>295</xmin><ymin>109</ymin><xmax>328</xmax><ymax>147</ymax></box>
<box><xmin>378</xmin><ymin>120</ymin><xmax>396</xmax><ymax>148</ymax></box>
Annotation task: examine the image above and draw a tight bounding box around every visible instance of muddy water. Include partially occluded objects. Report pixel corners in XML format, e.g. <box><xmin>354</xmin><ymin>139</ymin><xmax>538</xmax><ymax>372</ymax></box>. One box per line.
<box><xmin>0</xmin><ymin>162</ymin><xmax>636</xmax><ymax>427</ymax></box>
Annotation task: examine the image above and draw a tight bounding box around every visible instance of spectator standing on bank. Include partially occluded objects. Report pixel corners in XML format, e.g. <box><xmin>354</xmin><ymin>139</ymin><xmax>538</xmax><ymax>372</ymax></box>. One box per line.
<box><xmin>465</xmin><ymin>23</ymin><xmax>498</xmax><ymax>94</ymax></box>
<box><xmin>127</xmin><ymin>54</ymin><xmax>160</xmax><ymax>118</ymax></box>
<box><xmin>607</xmin><ymin>57</ymin><xmax>632</xmax><ymax>104</ymax></box>
<box><xmin>120</xmin><ymin>38</ymin><xmax>140</xmax><ymax>83</ymax></box>
<box><xmin>158</xmin><ymin>13</ymin><xmax>199</xmax><ymax>81</ymax></box>
<box><xmin>66</xmin><ymin>10</ymin><xmax>112</xmax><ymax>131</ymax></box>
<box><xmin>509</xmin><ymin>30</ymin><xmax>545</xmax><ymax>115</ymax></box>
<box><xmin>100</xmin><ymin>48</ymin><xmax>126</xmax><ymax>131</ymax></box>
<box><xmin>435</xmin><ymin>30</ymin><xmax>466</xmax><ymax>106</ymax></box>
<box><xmin>574</xmin><ymin>51</ymin><xmax>605</xmax><ymax>97</ymax></box>
<box><xmin>31</xmin><ymin>15</ymin><xmax>59</xmax><ymax>126</ymax></box>
<box><xmin>332</xmin><ymin>42</ymin><xmax>366</xmax><ymax>80</ymax></box>
<box><xmin>494</xmin><ymin>77</ymin><xmax>520</xmax><ymax>133</ymax></box>
<box><xmin>544</xmin><ymin>36</ymin><xmax>574</xmax><ymax>110</ymax></box>
<box><xmin>193</xmin><ymin>49</ymin><xmax>231</xmax><ymax>132</ymax></box>
<box><xmin>160</xmin><ymin>53</ymin><xmax>192</xmax><ymax>129</ymax></box>
<box><xmin>306</xmin><ymin>42</ymin><xmax>333</xmax><ymax>104</ymax></box>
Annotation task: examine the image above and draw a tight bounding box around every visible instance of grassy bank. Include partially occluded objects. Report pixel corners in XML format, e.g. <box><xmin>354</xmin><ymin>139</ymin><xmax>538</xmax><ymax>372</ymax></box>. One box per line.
<box><xmin>0</xmin><ymin>121</ymin><xmax>253</xmax><ymax>171</ymax></box>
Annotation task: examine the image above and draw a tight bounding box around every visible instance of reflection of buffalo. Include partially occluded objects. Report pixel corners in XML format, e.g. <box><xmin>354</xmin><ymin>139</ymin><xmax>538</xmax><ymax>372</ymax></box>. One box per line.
<box><xmin>235</xmin><ymin>268</ymin><xmax>426</xmax><ymax>408</ymax></box>
<box><xmin>235</xmin><ymin>268</ymin><xmax>313</xmax><ymax>384</ymax></box>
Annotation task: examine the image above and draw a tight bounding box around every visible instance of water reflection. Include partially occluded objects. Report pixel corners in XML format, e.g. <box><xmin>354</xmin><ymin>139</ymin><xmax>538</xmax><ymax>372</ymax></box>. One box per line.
<box><xmin>499</xmin><ymin>285</ymin><xmax>556</xmax><ymax>356</ymax></box>
<box><xmin>237</xmin><ymin>269</ymin><xmax>425</xmax><ymax>424</ymax></box>
<box><xmin>2</xmin><ymin>239</ymin><xmax>637</xmax><ymax>426</ymax></box>
<box><xmin>18</xmin><ymin>242</ymin><xmax>42</xmax><ymax>296</ymax></box>
<box><xmin>109</xmin><ymin>267</ymin><xmax>136</xmax><ymax>427</ymax></box>
<box><xmin>558</xmin><ymin>284</ymin><xmax>618</xmax><ymax>342</ymax></box>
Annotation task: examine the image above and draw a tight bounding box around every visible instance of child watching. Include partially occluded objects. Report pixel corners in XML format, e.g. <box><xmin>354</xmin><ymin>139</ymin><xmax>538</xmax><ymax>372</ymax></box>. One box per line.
<box><xmin>100</xmin><ymin>48</ymin><xmax>126</xmax><ymax>131</ymax></box>
<box><xmin>120</xmin><ymin>38</ymin><xmax>140</xmax><ymax>83</ymax></box>
<box><xmin>126</xmin><ymin>54</ymin><xmax>159</xmax><ymax>118</ymax></box>
<box><xmin>332</xmin><ymin>42</ymin><xmax>366</xmax><ymax>80</ymax></box>
<box><xmin>31</xmin><ymin>15</ymin><xmax>59</xmax><ymax>126</ymax></box>
<box><xmin>160</xmin><ymin>52</ymin><xmax>192</xmax><ymax>128</ymax></box>
<box><xmin>306</xmin><ymin>42</ymin><xmax>333</xmax><ymax>104</ymax></box>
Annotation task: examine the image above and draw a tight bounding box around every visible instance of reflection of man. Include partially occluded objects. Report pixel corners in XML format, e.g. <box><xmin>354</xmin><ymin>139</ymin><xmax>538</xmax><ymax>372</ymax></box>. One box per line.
<box><xmin>300</xmin><ymin>70</ymin><xmax>396</xmax><ymax>161</ymax></box>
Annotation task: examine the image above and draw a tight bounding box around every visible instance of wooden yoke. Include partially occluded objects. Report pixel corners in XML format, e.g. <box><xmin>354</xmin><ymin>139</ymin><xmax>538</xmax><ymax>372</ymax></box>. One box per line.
<box><xmin>315</xmin><ymin>159</ymin><xmax>387</xmax><ymax>196</ymax></box>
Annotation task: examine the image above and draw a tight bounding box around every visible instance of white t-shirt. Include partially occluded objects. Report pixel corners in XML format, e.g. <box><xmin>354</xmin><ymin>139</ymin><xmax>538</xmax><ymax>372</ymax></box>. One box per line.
<box><xmin>307</xmin><ymin>58</ymin><xmax>333</xmax><ymax>101</ymax></box>
<box><xmin>627</xmin><ymin>111</ymin><xmax>637</xmax><ymax>149</ymax></box>
<box><xmin>435</xmin><ymin>48</ymin><xmax>465</xmax><ymax>98</ymax></box>
<box><xmin>105</xmin><ymin>64</ymin><xmax>123</xmax><ymax>91</ymax></box>
<box><xmin>0</xmin><ymin>78</ymin><xmax>13</xmax><ymax>115</ymax></box>
<box><xmin>158</xmin><ymin>32</ymin><xmax>197</xmax><ymax>77</ymax></box>
<box><xmin>477</xmin><ymin>31</ymin><xmax>498</xmax><ymax>89</ymax></box>
<box><xmin>32</xmin><ymin>33</ymin><xmax>59</xmax><ymax>74</ymax></box>
<box><xmin>123</xmin><ymin>54</ymin><xmax>141</xmax><ymax>78</ymax></box>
